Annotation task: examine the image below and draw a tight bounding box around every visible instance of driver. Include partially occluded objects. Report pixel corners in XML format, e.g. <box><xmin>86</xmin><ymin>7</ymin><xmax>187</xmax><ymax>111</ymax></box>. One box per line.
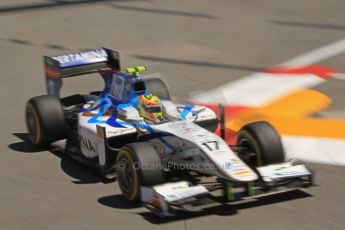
<box><xmin>138</xmin><ymin>93</ymin><xmax>165</xmax><ymax>123</ymax></box>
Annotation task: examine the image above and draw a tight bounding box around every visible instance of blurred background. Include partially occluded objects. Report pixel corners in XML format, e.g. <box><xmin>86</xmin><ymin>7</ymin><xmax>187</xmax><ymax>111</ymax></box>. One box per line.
<box><xmin>1</xmin><ymin>0</ymin><xmax>345</xmax><ymax>229</ymax></box>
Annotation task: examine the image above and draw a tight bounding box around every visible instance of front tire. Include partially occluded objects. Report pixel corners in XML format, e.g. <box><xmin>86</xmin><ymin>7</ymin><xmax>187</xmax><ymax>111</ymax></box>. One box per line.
<box><xmin>237</xmin><ymin>121</ymin><xmax>285</xmax><ymax>167</ymax></box>
<box><xmin>25</xmin><ymin>95</ymin><xmax>66</xmax><ymax>147</ymax></box>
<box><xmin>116</xmin><ymin>143</ymin><xmax>165</xmax><ymax>202</ymax></box>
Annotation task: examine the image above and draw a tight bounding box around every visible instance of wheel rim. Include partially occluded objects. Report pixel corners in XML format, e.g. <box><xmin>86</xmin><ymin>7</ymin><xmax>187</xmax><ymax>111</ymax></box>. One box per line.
<box><xmin>118</xmin><ymin>157</ymin><xmax>135</xmax><ymax>193</ymax></box>
<box><xmin>26</xmin><ymin>106</ymin><xmax>38</xmax><ymax>142</ymax></box>
<box><xmin>238</xmin><ymin>138</ymin><xmax>258</xmax><ymax>167</ymax></box>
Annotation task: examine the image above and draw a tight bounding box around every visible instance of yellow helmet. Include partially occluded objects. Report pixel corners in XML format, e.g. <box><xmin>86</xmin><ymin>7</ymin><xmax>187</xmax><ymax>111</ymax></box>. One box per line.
<box><xmin>138</xmin><ymin>94</ymin><xmax>163</xmax><ymax>122</ymax></box>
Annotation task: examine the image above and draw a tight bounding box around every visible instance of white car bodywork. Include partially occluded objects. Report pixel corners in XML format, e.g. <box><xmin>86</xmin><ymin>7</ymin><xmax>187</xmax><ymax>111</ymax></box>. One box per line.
<box><xmin>76</xmin><ymin>97</ymin><xmax>261</xmax><ymax>182</ymax></box>
<box><xmin>76</xmin><ymin>97</ymin><xmax>311</xmax><ymax>184</ymax></box>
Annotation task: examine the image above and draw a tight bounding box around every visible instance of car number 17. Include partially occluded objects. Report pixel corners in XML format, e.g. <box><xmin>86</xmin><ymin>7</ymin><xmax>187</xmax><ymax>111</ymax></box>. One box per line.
<box><xmin>202</xmin><ymin>141</ymin><xmax>219</xmax><ymax>151</ymax></box>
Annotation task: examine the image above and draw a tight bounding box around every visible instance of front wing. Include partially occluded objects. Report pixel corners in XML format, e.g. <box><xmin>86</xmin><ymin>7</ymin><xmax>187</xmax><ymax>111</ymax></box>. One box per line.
<box><xmin>140</xmin><ymin>162</ymin><xmax>313</xmax><ymax>217</ymax></box>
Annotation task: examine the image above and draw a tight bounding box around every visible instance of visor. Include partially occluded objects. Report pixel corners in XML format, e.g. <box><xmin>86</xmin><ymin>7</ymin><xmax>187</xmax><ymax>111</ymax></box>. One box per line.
<box><xmin>144</xmin><ymin>104</ymin><xmax>162</xmax><ymax>113</ymax></box>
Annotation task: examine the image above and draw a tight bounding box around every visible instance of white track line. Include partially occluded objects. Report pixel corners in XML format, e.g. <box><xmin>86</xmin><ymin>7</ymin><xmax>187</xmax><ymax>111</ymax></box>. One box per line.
<box><xmin>332</xmin><ymin>73</ymin><xmax>345</xmax><ymax>80</ymax></box>
<box><xmin>190</xmin><ymin>73</ymin><xmax>325</xmax><ymax>106</ymax></box>
<box><xmin>191</xmin><ymin>37</ymin><xmax>345</xmax><ymax>105</ymax></box>
<box><xmin>279</xmin><ymin>37</ymin><xmax>345</xmax><ymax>67</ymax></box>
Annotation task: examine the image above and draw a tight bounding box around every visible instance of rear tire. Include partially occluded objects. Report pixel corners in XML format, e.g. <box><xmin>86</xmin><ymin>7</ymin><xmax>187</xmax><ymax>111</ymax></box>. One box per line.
<box><xmin>237</xmin><ymin>121</ymin><xmax>285</xmax><ymax>167</ymax></box>
<box><xmin>116</xmin><ymin>142</ymin><xmax>165</xmax><ymax>202</ymax></box>
<box><xmin>145</xmin><ymin>78</ymin><xmax>171</xmax><ymax>100</ymax></box>
<box><xmin>25</xmin><ymin>95</ymin><xmax>66</xmax><ymax>147</ymax></box>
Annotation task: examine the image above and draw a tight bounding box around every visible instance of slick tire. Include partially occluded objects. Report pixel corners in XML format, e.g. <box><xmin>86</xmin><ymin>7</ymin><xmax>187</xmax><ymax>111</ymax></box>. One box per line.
<box><xmin>116</xmin><ymin>142</ymin><xmax>165</xmax><ymax>202</ymax></box>
<box><xmin>25</xmin><ymin>95</ymin><xmax>66</xmax><ymax>148</ymax></box>
<box><xmin>237</xmin><ymin>121</ymin><xmax>285</xmax><ymax>167</ymax></box>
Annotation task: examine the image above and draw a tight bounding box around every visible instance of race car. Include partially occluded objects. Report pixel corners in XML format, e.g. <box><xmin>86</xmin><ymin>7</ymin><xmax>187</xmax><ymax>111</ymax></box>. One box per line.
<box><xmin>25</xmin><ymin>48</ymin><xmax>313</xmax><ymax>217</ymax></box>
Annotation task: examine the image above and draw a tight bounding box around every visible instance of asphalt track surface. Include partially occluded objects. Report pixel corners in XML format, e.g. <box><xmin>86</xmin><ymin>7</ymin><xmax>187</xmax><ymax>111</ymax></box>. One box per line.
<box><xmin>1</xmin><ymin>0</ymin><xmax>345</xmax><ymax>229</ymax></box>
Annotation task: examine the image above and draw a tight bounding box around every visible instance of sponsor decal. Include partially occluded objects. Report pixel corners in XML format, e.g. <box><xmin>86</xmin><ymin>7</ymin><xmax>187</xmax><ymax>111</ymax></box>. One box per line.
<box><xmin>164</xmin><ymin>186</ymin><xmax>207</xmax><ymax>201</ymax></box>
<box><xmin>172</xmin><ymin>185</ymin><xmax>187</xmax><ymax>190</ymax></box>
<box><xmin>196</xmin><ymin>133</ymin><xmax>207</xmax><ymax>138</ymax></box>
<box><xmin>276</xmin><ymin>166</ymin><xmax>288</xmax><ymax>171</ymax></box>
<box><xmin>46</xmin><ymin>67</ymin><xmax>61</xmax><ymax>78</ymax></box>
<box><xmin>225</xmin><ymin>161</ymin><xmax>232</xmax><ymax>169</ymax></box>
<box><xmin>274</xmin><ymin>170</ymin><xmax>304</xmax><ymax>176</ymax></box>
<box><xmin>196</xmin><ymin>114</ymin><xmax>214</xmax><ymax>120</ymax></box>
<box><xmin>52</xmin><ymin>49</ymin><xmax>107</xmax><ymax>67</ymax></box>
<box><xmin>232</xmin><ymin>169</ymin><xmax>251</xmax><ymax>176</ymax></box>
<box><xmin>167</xmin><ymin>194</ymin><xmax>177</xmax><ymax>199</ymax></box>
<box><xmin>225</xmin><ymin>159</ymin><xmax>246</xmax><ymax>170</ymax></box>
<box><xmin>80</xmin><ymin>136</ymin><xmax>96</xmax><ymax>152</ymax></box>
<box><xmin>230</xmin><ymin>158</ymin><xmax>240</xmax><ymax>163</ymax></box>
<box><xmin>107</xmin><ymin>127</ymin><xmax>133</xmax><ymax>136</ymax></box>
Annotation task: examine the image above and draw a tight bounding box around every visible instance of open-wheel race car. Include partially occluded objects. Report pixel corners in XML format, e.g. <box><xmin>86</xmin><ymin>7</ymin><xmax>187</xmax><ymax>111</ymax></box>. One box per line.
<box><xmin>25</xmin><ymin>48</ymin><xmax>313</xmax><ymax>217</ymax></box>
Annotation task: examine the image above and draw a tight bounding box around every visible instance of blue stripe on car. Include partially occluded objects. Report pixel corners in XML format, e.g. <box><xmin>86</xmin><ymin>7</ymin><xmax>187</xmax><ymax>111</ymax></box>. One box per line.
<box><xmin>180</xmin><ymin>104</ymin><xmax>195</xmax><ymax>119</ymax></box>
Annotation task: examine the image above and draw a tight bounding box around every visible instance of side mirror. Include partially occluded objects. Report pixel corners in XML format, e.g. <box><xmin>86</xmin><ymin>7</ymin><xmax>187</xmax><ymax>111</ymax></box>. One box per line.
<box><xmin>191</xmin><ymin>106</ymin><xmax>205</xmax><ymax>114</ymax></box>
<box><xmin>190</xmin><ymin>106</ymin><xmax>205</xmax><ymax>122</ymax></box>
<box><xmin>177</xmin><ymin>105</ymin><xmax>205</xmax><ymax>121</ymax></box>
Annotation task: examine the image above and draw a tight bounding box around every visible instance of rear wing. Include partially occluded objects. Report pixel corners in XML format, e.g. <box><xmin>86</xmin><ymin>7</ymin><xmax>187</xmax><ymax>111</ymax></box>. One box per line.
<box><xmin>45</xmin><ymin>48</ymin><xmax>120</xmax><ymax>96</ymax></box>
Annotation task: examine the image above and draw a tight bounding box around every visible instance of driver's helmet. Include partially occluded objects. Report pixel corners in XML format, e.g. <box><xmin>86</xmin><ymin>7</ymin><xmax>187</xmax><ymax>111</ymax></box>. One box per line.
<box><xmin>138</xmin><ymin>93</ymin><xmax>164</xmax><ymax>123</ymax></box>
